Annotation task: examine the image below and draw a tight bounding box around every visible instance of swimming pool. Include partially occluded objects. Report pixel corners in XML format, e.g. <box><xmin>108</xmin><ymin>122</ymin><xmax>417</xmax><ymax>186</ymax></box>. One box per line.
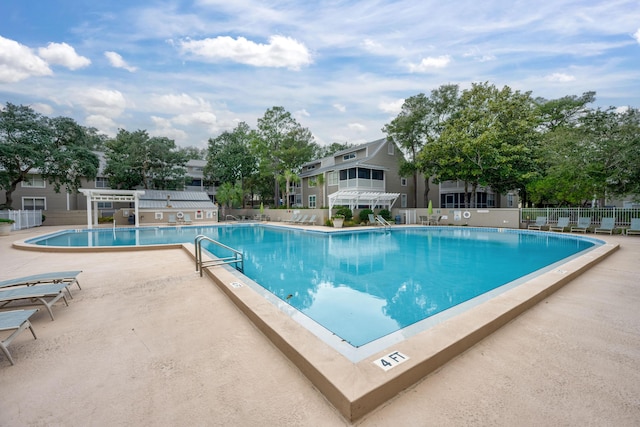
<box><xmin>26</xmin><ymin>224</ymin><xmax>601</xmax><ymax>357</ymax></box>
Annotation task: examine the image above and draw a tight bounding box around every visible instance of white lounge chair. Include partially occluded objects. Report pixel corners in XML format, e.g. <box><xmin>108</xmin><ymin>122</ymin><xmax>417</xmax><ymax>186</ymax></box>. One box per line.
<box><xmin>594</xmin><ymin>217</ymin><xmax>616</xmax><ymax>235</ymax></box>
<box><xmin>0</xmin><ymin>271</ymin><xmax>82</xmax><ymax>295</ymax></box>
<box><xmin>549</xmin><ymin>217</ymin><xmax>570</xmax><ymax>232</ymax></box>
<box><xmin>304</xmin><ymin>215</ymin><xmax>317</xmax><ymax>225</ymax></box>
<box><xmin>0</xmin><ymin>283</ymin><xmax>69</xmax><ymax>321</ymax></box>
<box><xmin>528</xmin><ymin>216</ymin><xmax>548</xmax><ymax>230</ymax></box>
<box><xmin>285</xmin><ymin>214</ymin><xmax>300</xmax><ymax>224</ymax></box>
<box><xmin>295</xmin><ymin>215</ymin><xmax>309</xmax><ymax>224</ymax></box>
<box><xmin>168</xmin><ymin>214</ymin><xmax>177</xmax><ymax>225</ymax></box>
<box><xmin>0</xmin><ymin>309</ymin><xmax>38</xmax><ymax>365</ymax></box>
<box><xmin>570</xmin><ymin>217</ymin><xmax>591</xmax><ymax>233</ymax></box>
<box><xmin>625</xmin><ymin>218</ymin><xmax>640</xmax><ymax>236</ymax></box>
<box><xmin>183</xmin><ymin>214</ymin><xmax>193</xmax><ymax>225</ymax></box>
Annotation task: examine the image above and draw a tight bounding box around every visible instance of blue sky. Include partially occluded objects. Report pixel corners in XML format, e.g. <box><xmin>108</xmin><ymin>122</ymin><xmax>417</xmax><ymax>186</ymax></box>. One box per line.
<box><xmin>1</xmin><ymin>0</ymin><xmax>639</xmax><ymax>149</ymax></box>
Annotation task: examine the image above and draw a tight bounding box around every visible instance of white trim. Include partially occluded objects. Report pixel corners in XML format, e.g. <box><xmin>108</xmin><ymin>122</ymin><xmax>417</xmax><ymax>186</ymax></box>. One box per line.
<box><xmin>328</xmin><ymin>190</ymin><xmax>399</xmax><ymax>217</ymax></box>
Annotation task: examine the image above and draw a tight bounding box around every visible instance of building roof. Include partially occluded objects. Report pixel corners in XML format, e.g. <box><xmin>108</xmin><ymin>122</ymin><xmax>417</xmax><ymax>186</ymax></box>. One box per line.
<box><xmin>299</xmin><ymin>138</ymin><xmax>391</xmax><ymax>178</ymax></box>
<box><xmin>139</xmin><ymin>189</ymin><xmax>216</xmax><ymax>210</ymax></box>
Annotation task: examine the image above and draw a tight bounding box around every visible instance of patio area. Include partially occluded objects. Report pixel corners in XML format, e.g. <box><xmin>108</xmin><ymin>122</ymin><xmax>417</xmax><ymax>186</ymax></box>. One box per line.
<box><xmin>1</xmin><ymin>226</ymin><xmax>639</xmax><ymax>426</ymax></box>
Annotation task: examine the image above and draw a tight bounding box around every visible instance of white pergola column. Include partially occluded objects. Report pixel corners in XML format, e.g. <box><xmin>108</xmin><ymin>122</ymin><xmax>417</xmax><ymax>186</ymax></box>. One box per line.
<box><xmin>86</xmin><ymin>193</ymin><xmax>93</xmax><ymax>229</ymax></box>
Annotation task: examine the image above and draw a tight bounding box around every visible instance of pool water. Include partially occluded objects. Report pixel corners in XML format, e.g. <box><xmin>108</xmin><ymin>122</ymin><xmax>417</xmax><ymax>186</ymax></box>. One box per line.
<box><xmin>29</xmin><ymin>225</ymin><xmax>599</xmax><ymax>348</ymax></box>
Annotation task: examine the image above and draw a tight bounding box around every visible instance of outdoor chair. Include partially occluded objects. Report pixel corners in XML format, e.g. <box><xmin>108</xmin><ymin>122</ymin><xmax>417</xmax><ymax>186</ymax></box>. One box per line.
<box><xmin>0</xmin><ymin>270</ymin><xmax>82</xmax><ymax>293</ymax></box>
<box><xmin>304</xmin><ymin>215</ymin><xmax>317</xmax><ymax>225</ymax></box>
<box><xmin>168</xmin><ymin>214</ymin><xmax>177</xmax><ymax>225</ymax></box>
<box><xmin>549</xmin><ymin>217</ymin><xmax>570</xmax><ymax>232</ymax></box>
<box><xmin>528</xmin><ymin>216</ymin><xmax>548</xmax><ymax>230</ymax></box>
<box><xmin>625</xmin><ymin>218</ymin><xmax>640</xmax><ymax>236</ymax></box>
<box><xmin>594</xmin><ymin>217</ymin><xmax>616</xmax><ymax>235</ymax></box>
<box><xmin>570</xmin><ymin>217</ymin><xmax>591</xmax><ymax>233</ymax></box>
<box><xmin>369</xmin><ymin>214</ymin><xmax>379</xmax><ymax>226</ymax></box>
<box><xmin>0</xmin><ymin>309</ymin><xmax>38</xmax><ymax>365</ymax></box>
<box><xmin>0</xmin><ymin>283</ymin><xmax>70</xmax><ymax>321</ymax></box>
<box><xmin>295</xmin><ymin>215</ymin><xmax>309</xmax><ymax>224</ymax></box>
<box><xmin>285</xmin><ymin>214</ymin><xmax>300</xmax><ymax>224</ymax></box>
<box><xmin>419</xmin><ymin>215</ymin><xmax>429</xmax><ymax>225</ymax></box>
<box><xmin>183</xmin><ymin>214</ymin><xmax>193</xmax><ymax>225</ymax></box>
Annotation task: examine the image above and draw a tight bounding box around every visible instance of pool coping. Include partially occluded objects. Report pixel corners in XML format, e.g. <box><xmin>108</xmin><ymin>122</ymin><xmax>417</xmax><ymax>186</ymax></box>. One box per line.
<box><xmin>185</xmin><ymin>231</ymin><xmax>619</xmax><ymax>421</ymax></box>
<box><xmin>12</xmin><ymin>225</ymin><xmax>619</xmax><ymax>421</ymax></box>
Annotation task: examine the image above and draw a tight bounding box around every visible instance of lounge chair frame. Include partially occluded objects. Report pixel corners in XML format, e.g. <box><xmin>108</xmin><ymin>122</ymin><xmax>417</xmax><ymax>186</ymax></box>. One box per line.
<box><xmin>625</xmin><ymin>218</ymin><xmax>640</xmax><ymax>236</ymax></box>
<box><xmin>0</xmin><ymin>283</ymin><xmax>69</xmax><ymax>321</ymax></box>
<box><xmin>594</xmin><ymin>217</ymin><xmax>616</xmax><ymax>235</ymax></box>
<box><xmin>0</xmin><ymin>309</ymin><xmax>38</xmax><ymax>365</ymax></box>
<box><xmin>549</xmin><ymin>217</ymin><xmax>570</xmax><ymax>232</ymax></box>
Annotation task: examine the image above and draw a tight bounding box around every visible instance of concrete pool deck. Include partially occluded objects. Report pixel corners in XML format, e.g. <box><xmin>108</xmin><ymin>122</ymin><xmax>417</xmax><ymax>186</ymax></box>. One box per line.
<box><xmin>1</xmin><ymin>225</ymin><xmax>639</xmax><ymax>425</ymax></box>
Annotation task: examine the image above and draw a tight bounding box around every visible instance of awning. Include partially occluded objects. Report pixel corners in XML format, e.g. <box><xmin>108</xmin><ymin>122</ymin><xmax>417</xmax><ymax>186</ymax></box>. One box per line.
<box><xmin>328</xmin><ymin>190</ymin><xmax>400</xmax><ymax>216</ymax></box>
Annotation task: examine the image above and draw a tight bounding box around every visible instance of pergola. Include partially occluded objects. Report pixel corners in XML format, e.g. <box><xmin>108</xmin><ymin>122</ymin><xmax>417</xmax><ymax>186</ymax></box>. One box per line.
<box><xmin>328</xmin><ymin>190</ymin><xmax>400</xmax><ymax>216</ymax></box>
<box><xmin>79</xmin><ymin>189</ymin><xmax>145</xmax><ymax>229</ymax></box>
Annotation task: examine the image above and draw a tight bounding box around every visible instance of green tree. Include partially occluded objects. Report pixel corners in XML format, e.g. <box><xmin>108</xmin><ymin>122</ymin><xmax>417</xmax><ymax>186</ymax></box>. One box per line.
<box><xmin>104</xmin><ymin>129</ymin><xmax>187</xmax><ymax>190</ymax></box>
<box><xmin>280</xmin><ymin>169</ymin><xmax>301</xmax><ymax>208</ymax></box>
<box><xmin>251</xmin><ymin>106</ymin><xmax>315</xmax><ymax>206</ymax></box>
<box><xmin>179</xmin><ymin>146</ymin><xmax>206</xmax><ymax>160</ymax></box>
<box><xmin>385</xmin><ymin>85</ymin><xmax>460</xmax><ymax>207</ymax></box>
<box><xmin>215</xmin><ymin>181</ymin><xmax>244</xmax><ymax>208</ymax></box>
<box><xmin>419</xmin><ymin>83</ymin><xmax>540</xmax><ymax>207</ymax></box>
<box><xmin>0</xmin><ymin>103</ymin><xmax>98</xmax><ymax>209</ymax></box>
<box><xmin>205</xmin><ymin>122</ymin><xmax>257</xmax><ymax>186</ymax></box>
<box><xmin>529</xmin><ymin>107</ymin><xmax>640</xmax><ymax>206</ymax></box>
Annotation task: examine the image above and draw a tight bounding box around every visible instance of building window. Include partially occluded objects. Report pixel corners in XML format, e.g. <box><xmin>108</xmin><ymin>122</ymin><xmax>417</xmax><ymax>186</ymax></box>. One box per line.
<box><xmin>97</xmin><ymin>202</ymin><xmax>113</xmax><ymax>209</ymax></box>
<box><xmin>372</xmin><ymin>169</ymin><xmax>384</xmax><ymax>180</ymax></box>
<box><xmin>343</xmin><ymin>152</ymin><xmax>356</xmax><ymax>161</ymax></box>
<box><xmin>388</xmin><ymin>142</ymin><xmax>395</xmax><ymax>155</ymax></box>
<box><xmin>357</xmin><ymin>168</ymin><xmax>370</xmax><ymax>179</ymax></box>
<box><xmin>95</xmin><ymin>177</ymin><xmax>109</xmax><ymax>188</ymax></box>
<box><xmin>401</xmin><ymin>177</ymin><xmax>407</xmax><ymax>186</ymax></box>
<box><xmin>21</xmin><ymin>176</ymin><xmax>45</xmax><ymax>188</ymax></box>
<box><xmin>401</xmin><ymin>194</ymin><xmax>407</xmax><ymax>208</ymax></box>
<box><xmin>22</xmin><ymin>197</ymin><xmax>46</xmax><ymax>210</ymax></box>
<box><xmin>309</xmin><ymin>195</ymin><xmax>316</xmax><ymax>208</ymax></box>
<box><xmin>507</xmin><ymin>193</ymin><xmax>514</xmax><ymax>208</ymax></box>
<box><xmin>306</xmin><ymin>165</ymin><xmax>315</xmax><ymax>170</ymax></box>
<box><xmin>327</xmin><ymin>171</ymin><xmax>338</xmax><ymax>186</ymax></box>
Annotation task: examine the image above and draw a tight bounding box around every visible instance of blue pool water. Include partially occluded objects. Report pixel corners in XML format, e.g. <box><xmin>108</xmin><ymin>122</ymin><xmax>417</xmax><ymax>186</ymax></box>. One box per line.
<box><xmin>28</xmin><ymin>225</ymin><xmax>600</xmax><ymax>349</ymax></box>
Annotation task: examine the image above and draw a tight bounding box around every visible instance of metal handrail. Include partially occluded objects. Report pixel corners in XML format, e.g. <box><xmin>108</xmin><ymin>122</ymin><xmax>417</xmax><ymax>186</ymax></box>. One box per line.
<box><xmin>194</xmin><ymin>235</ymin><xmax>244</xmax><ymax>277</ymax></box>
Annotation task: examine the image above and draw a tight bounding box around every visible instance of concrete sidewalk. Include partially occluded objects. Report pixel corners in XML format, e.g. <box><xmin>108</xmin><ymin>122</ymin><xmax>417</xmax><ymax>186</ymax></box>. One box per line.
<box><xmin>1</xmin><ymin>226</ymin><xmax>639</xmax><ymax>426</ymax></box>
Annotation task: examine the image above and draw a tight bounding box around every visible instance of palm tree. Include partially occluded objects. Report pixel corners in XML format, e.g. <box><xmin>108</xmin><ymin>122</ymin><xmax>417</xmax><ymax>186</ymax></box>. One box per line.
<box><xmin>282</xmin><ymin>169</ymin><xmax>301</xmax><ymax>209</ymax></box>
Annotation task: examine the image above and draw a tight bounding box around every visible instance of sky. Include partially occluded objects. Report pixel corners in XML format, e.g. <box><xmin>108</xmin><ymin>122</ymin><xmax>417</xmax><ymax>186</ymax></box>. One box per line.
<box><xmin>1</xmin><ymin>0</ymin><xmax>639</xmax><ymax>149</ymax></box>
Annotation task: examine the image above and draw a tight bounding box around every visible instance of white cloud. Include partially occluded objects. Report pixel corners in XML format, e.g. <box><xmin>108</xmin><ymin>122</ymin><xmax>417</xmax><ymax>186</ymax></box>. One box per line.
<box><xmin>84</xmin><ymin>114</ymin><xmax>118</xmax><ymax>136</ymax></box>
<box><xmin>408</xmin><ymin>55</ymin><xmax>451</xmax><ymax>72</ymax></box>
<box><xmin>151</xmin><ymin>93</ymin><xmax>211</xmax><ymax>112</ymax></box>
<box><xmin>75</xmin><ymin>88</ymin><xmax>127</xmax><ymax>118</ymax></box>
<box><xmin>378</xmin><ymin>99</ymin><xmax>405</xmax><ymax>114</ymax></box>
<box><xmin>545</xmin><ymin>72</ymin><xmax>576</xmax><ymax>82</ymax></box>
<box><xmin>295</xmin><ymin>109</ymin><xmax>310</xmax><ymax>119</ymax></box>
<box><xmin>0</xmin><ymin>36</ymin><xmax>52</xmax><ymax>83</ymax></box>
<box><xmin>179</xmin><ymin>35</ymin><xmax>312</xmax><ymax>70</ymax></box>
<box><xmin>333</xmin><ymin>103</ymin><xmax>346</xmax><ymax>113</ymax></box>
<box><xmin>38</xmin><ymin>42</ymin><xmax>91</xmax><ymax>70</ymax></box>
<box><xmin>348</xmin><ymin>123</ymin><xmax>367</xmax><ymax>132</ymax></box>
<box><xmin>172</xmin><ymin>111</ymin><xmax>218</xmax><ymax>127</ymax></box>
<box><xmin>31</xmin><ymin>102</ymin><xmax>54</xmax><ymax>115</ymax></box>
<box><xmin>634</xmin><ymin>28</ymin><xmax>640</xmax><ymax>43</ymax></box>
<box><xmin>104</xmin><ymin>51</ymin><xmax>137</xmax><ymax>72</ymax></box>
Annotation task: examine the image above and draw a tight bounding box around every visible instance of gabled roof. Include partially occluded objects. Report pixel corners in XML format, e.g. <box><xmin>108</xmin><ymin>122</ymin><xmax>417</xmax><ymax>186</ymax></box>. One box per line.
<box><xmin>299</xmin><ymin>138</ymin><xmax>391</xmax><ymax>178</ymax></box>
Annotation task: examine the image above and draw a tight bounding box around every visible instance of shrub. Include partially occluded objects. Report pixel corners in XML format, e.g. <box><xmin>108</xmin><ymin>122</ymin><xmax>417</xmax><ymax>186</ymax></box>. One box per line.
<box><xmin>0</xmin><ymin>217</ymin><xmax>15</xmax><ymax>224</ymax></box>
<box><xmin>334</xmin><ymin>206</ymin><xmax>352</xmax><ymax>221</ymax></box>
<box><xmin>379</xmin><ymin>209</ymin><xmax>392</xmax><ymax>221</ymax></box>
<box><xmin>358</xmin><ymin>209</ymin><xmax>374</xmax><ymax>223</ymax></box>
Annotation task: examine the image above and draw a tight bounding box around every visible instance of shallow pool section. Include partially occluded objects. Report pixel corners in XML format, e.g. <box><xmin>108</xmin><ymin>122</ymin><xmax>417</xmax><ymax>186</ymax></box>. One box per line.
<box><xmin>26</xmin><ymin>225</ymin><xmax>601</xmax><ymax>356</ymax></box>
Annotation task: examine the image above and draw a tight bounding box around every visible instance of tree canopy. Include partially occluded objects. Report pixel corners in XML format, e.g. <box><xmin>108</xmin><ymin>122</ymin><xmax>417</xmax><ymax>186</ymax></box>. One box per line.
<box><xmin>251</xmin><ymin>106</ymin><xmax>316</xmax><ymax>205</ymax></box>
<box><xmin>0</xmin><ymin>102</ymin><xmax>99</xmax><ymax>209</ymax></box>
<box><xmin>104</xmin><ymin>129</ymin><xmax>187</xmax><ymax>190</ymax></box>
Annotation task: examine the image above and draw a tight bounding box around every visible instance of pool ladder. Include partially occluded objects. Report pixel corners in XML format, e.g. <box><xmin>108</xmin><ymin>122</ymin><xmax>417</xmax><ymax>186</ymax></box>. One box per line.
<box><xmin>194</xmin><ymin>235</ymin><xmax>244</xmax><ymax>277</ymax></box>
